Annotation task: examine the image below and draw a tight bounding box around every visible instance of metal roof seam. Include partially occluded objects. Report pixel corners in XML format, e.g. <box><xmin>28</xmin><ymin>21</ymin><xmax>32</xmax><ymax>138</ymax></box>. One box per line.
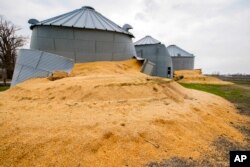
<box><xmin>41</xmin><ymin>9</ymin><xmax>78</xmax><ymax>25</ymax></box>
<box><xmin>95</xmin><ymin>11</ymin><xmax>131</xmax><ymax>35</ymax></box>
<box><xmin>73</xmin><ymin>10</ymin><xmax>84</xmax><ymax>27</ymax></box>
<box><xmin>134</xmin><ymin>36</ymin><xmax>160</xmax><ymax>45</ymax></box>
<box><xmin>103</xmin><ymin>17</ymin><xmax>122</xmax><ymax>31</ymax></box>
<box><xmin>92</xmin><ymin>11</ymin><xmax>108</xmax><ymax>30</ymax></box>
<box><xmin>30</xmin><ymin>7</ymin><xmax>133</xmax><ymax>36</ymax></box>
<box><xmin>83</xmin><ymin>10</ymin><xmax>89</xmax><ymax>28</ymax></box>
<box><xmin>89</xmin><ymin>11</ymin><xmax>97</xmax><ymax>29</ymax></box>
<box><xmin>167</xmin><ymin>45</ymin><xmax>194</xmax><ymax>57</ymax></box>
<box><xmin>94</xmin><ymin>12</ymin><xmax>120</xmax><ymax>32</ymax></box>
<box><xmin>48</xmin><ymin>12</ymin><xmax>72</xmax><ymax>25</ymax></box>
<box><xmin>61</xmin><ymin>9</ymin><xmax>82</xmax><ymax>25</ymax></box>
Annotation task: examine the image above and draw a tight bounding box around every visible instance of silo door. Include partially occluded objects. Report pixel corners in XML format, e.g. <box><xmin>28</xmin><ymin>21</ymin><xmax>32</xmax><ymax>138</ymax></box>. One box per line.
<box><xmin>136</xmin><ymin>50</ymin><xmax>143</xmax><ymax>57</ymax></box>
<box><xmin>167</xmin><ymin>67</ymin><xmax>171</xmax><ymax>78</ymax></box>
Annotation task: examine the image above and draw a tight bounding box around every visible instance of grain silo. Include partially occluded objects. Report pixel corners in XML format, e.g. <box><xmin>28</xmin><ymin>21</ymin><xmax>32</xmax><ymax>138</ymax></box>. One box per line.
<box><xmin>167</xmin><ymin>45</ymin><xmax>195</xmax><ymax>71</ymax></box>
<box><xmin>28</xmin><ymin>6</ymin><xmax>136</xmax><ymax>62</ymax></box>
<box><xmin>134</xmin><ymin>36</ymin><xmax>172</xmax><ymax>78</ymax></box>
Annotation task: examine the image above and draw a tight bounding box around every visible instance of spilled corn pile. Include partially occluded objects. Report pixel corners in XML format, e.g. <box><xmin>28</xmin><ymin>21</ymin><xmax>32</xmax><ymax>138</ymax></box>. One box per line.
<box><xmin>174</xmin><ymin>69</ymin><xmax>233</xmax><ymax>85</ymax></box>
<box><xmin>0</xmin><ymin>59</ymin><xmax>248</xmax><ymax>166</ymax></box>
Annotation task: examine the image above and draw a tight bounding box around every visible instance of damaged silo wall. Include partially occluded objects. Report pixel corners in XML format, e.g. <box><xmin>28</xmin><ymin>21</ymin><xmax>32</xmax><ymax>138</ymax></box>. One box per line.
<box><xmin>11</xmin><ymin>49</ymin><xmax>74</xmax><ymax>87</ymax></box>
<box><xmin>30</xmin><ymin>26</ymin><xmax>136</xmax><ymax>62</ymax></box>
<box><xmin>135</xmin><ymin>44</ymin><xmax>173</xmax><ymax>78</ymax></box>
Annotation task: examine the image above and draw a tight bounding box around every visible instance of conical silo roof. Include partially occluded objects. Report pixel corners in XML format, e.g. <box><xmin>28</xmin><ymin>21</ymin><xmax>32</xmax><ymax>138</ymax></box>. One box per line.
<box><xmin>29</xmin><ymin>6</ymin><xmax>133</xmax><ymax>37</ymax></box>
<box><xmin>134</xmin><ymin>35</ymin><xmax>161</xmax><ymax>45</ymax></box>
<box><xmin>167</xmin><ymin>45</ymin><xmax>194</xmax><ymax>57</ymax></box>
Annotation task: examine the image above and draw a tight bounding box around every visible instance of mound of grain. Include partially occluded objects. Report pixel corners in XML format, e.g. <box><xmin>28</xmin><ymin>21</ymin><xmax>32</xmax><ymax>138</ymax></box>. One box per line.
<box><xmin>0</xmin><ymin>59</ymin><xmax>248</xmax><ymax>167</ymax></box>
<box><xmin>174</xmin><ymin>69</ymin><xmax>233</xmax><ymax>85</ymax></box>
<box><xmin>71</xmin><ymin>59</ymin><xmax>143</xmax><ymax>77</ymax></box>
<box><xmin>48</xmin><ymin>71</ymin><xmax>69</xmax><ymax>81</ymax></box>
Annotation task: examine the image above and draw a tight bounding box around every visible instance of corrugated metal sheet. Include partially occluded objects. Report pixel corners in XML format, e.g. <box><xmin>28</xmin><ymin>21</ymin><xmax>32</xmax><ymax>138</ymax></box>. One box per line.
<box><xmin>141</xmin><ymin>59</ymin><xmax>155</xmax><ymax>75</ymax></box>
<box><xmin>134</xmin><ymin>35</ymin><xmax>161</xmax><ymax>46</ymax></box>
<box><xmin>11</xmin><ymin>49</ymin><xmax>74</xmax><ymax>87</ymax></box>
<box><xmin>171</xmin><ymin>56</ymin><xmax>195</xmax><ymax>71</ymax></box>
<box><xmin>135</xmin><ymin>43</ymin><xmax>173</xmax><ymax>78</ymax></box>
<box><xmin>29</xmin><ymin>6</ymin><xmax>133</xmax><ymax>37</ymax></box>
<box><xmin>133</xmin><ymin>55</ymin><xmax>145</xmax><ymax>61</ymax></box>
<box><xmin>132</xmin><ymin>56</ymin><xmax>155</xmax><ymax>75</ymax></box>
<box><xmin>167</xmin><ymin>45</ymin><xmax>194</xmax><ymax>57</ymax></box>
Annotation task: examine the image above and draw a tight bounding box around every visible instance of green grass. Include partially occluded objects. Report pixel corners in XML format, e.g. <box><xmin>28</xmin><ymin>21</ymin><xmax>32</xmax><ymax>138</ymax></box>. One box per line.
<box><xmin>180</xmin><ymin>83</ymin><xmax>250</xmax><ymax>115</ymax></box>
<box><xmin>180</xmin><ymin>83</ymin><xmax>244</xmax><ymax>99</ymax></box>
<box><xmin>230</xmin><ymin>80</ymin><xmax>250</xmax><ymax>86</ymax></box>
<box><xmin>0</xmin><ymin>86</ymin><xmax>9</xmax><ymax>92</ymax></box>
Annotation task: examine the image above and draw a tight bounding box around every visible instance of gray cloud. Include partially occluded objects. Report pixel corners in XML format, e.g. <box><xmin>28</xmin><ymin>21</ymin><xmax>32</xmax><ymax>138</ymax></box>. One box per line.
<box><xmin>0</xmin><ymin>0</ymin><xmax>249</xmax><ymax>74</ymax></box>
<box><xmin>135</xmin><ymin>13</ymin><xmax>148</xmax><ymax>22</ymax></box>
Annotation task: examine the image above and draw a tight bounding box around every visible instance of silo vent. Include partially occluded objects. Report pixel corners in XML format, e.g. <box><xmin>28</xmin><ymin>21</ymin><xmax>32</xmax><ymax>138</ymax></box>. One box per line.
<box><xmin>122</xmin><ymin>24</ymin><xmax>133</xmax><ymax>32</ymax></box>
<box><xmin>28</xmin><ymin>19</ymin><xmax>39</xmax><ymax>25</ymax></box>
<box><xmin>82</xmin><ymin>6</ymin><xmax>95</xmax><ymax>10</ymax></box>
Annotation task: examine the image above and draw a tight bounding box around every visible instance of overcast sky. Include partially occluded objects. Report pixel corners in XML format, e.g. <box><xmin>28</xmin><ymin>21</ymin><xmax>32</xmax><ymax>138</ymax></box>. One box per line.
<box><xmin>1</xmin><ymin>0</ymin><xmax>249</xmax><ymax>74</ymax></box>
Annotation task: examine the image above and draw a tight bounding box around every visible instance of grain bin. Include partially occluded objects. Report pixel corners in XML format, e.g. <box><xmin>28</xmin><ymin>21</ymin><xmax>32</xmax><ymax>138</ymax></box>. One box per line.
<box><xmin>134</xmin><ymin>36</ymin><xmax>172</xmax><ymax>78</ymax></box>
<box><xmin>28</xmin><ymin>6</ymin><xmax>136</xmax><ymax>62</ymax></box>
<box><xmin>167</xmin><ymin>45</ymin><xmax>195</xmax><ymax>71</ymax></box>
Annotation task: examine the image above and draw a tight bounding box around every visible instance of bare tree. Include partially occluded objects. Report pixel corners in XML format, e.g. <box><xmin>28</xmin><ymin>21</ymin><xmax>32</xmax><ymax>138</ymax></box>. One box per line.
<box><xmin>0</xmin><ymin>16</ymin><xmax>27</xmax><ymax>79</ymax></box>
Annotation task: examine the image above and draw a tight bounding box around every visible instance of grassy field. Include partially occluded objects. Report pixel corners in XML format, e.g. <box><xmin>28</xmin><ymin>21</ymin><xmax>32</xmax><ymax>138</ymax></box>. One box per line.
<box><xmin>0</xmin><ymin>86</ymin><xmax>9</xmax><ymax>92</ymax></box>
<box><xmin>180</xmin><ymin>83</ymin><xmax>250</xmax><ymax>115</ymax></box>
<box><xmin>230</xmin><ymin>80</ymin><xmax>250</xmax><ymax>86</ymax></box>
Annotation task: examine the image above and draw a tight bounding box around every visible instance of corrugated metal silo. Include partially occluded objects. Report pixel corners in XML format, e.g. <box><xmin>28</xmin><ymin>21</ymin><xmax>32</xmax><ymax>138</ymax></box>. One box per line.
<box><xmin>134</xmin><ymin>36</ymin><xmax>172</xmax><ymax>78</ymax></box>
<box><xmin>28</xmin><ymin>6</ymin><xmax>136</xmax><ymax>62</ymax></box>
<box><xmin>167</xmin><ymin>45</ymin><xmax>195</xmax><ymax>71</ymax></box>
<box><xmin>11</xmin><ymin>49</ymin><xmax>74</xmax><ymax>86</ymax></box>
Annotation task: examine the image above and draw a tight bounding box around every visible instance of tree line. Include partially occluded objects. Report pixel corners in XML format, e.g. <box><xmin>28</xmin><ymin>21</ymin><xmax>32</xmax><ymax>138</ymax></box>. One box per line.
<box><xmin>0</xmin><ymin>16</ymin><xmax>26</xmax><ymax>79</ymax></box>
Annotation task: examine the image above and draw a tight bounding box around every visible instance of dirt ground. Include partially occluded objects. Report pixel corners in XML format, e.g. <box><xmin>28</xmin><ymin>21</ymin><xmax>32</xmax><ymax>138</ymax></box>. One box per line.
<box><xmin>0</xmin><ymin>59</ymin><xmax>249</xmax><ymax>167</ymax></box>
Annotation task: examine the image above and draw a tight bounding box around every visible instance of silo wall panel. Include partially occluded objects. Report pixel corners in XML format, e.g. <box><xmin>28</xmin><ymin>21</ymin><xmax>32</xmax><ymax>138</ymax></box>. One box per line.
<box><xmin>17</xmin><ymin>66</ymin><xmax>49</xmax><ymax>85</ymax></box>
<box><xmin>11</xmin><ymin>49</ymin><xmax>74</xmax><ymax>86</ymax></box>
<box><xmin>75</xmin><ymin>40</ymin><xmax>95</xmax><ymax>52</ymax></box>
<box><xmin>95</xmin><ymin>53</ymin><xmax>113</xmax><ymax>61</ymax></box>
<box><xmin>96</xmin><ymin>41</ymin><xmax>114</xmax><ymax>53</ymax></box>
<box><xmin>11</xmin><ymin>64</ymin><xmax>22</xmax><ymax>83</ymax></box>
<box><xmin>165</xmin><ymin>52</ymin><xmax>173</xmax><ymax>69</ymax></box>
<box><xmin>131</xmin><ymin>44</ymin><xmax>137</xmax><ymax>56</ymax></box>
<box><xmin>136</xmin><ymin>50</ymin><xmax>142</xmax><ymax>57</ymax></box>
<box><xmin>76</xmin><ymin>53</ymin><xmax>98</xmax><ymax>62</ymax></box>
<box><xmin>55</xmin><ymin>39</ymin><xmax>75</xmax><ymax>51</ymax></box>
<box><xmin>171</xmin><ymin>56</ymin><xmax>194</xmax><ymax>71</ymax></box>
<box><xmin>17</xmin><ymin>49</ymin><xmax>41</xmax><ymax>68</ymax></box>
<box><xmin>114</xmin><ymin>43</ymin><xmax>126</xmax><ymax>53</ymax></box>
<box><xmin>114</xmin><ymin>33</ymin><xmax>131</xmax><ymax>42</ymax></box>
<box><xmin>39</xmin><ymin>38</ymin><xmax>55</xmax><ymax>50</ymax></box>
<box><xmin>135</xmin><ymin>45</ymin><xmax>157</xmax><ymax>62</ymax></box>
<box><xmin>126</xmin><ymin>43</ymin><xmax>137</xmax><ymax>55</ymax></box>
<box><xmin>113</xmin><ymin>53</ymin><xmax>128</xmax><ymax>60</ymax></box>
<box><xmin>74</xmin><ymin>29</ymin><xmax>114</xmax><ymax>41</ymax></box>
<box><xmin>158</xmin><ymin>45</ymin><xmax>173</xmax><ymax>77</ymax></box>
<box><xmin>37</xmin><ymin>26</ymin><xmax>74</xmax><ymax>39</ymax></box>
<box><xmin>55</xmin><ymin>51</ymin><xmax>75</xmax><ymax>60</ymax></box>
<box><xmin>36</xmin><ymin>52</ymin><xmax>72</xmax><ymax>72</ymax></box>
<box><xmin>135</xmin><ymin>44</ymin><xmax>173</xmax><ymax>78</ymax></box>
<box><xmin>30</xmin><ymin>26</ymin><xmax>135</xmax><ymax>62</ymax></box>
<box><xmin>141</xmin><ymin>60</ymin><xmax>155</xmax><ymax>75</ymax></box>
<box><xmin>30</xmin><ymin>36</ymin><xmax>55</xmax><ymax>51</ymax></box>
<box><xmin>76</xmin><ymin>52</ymin><xmax>96</xmax><ymax>62</ymax></box>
